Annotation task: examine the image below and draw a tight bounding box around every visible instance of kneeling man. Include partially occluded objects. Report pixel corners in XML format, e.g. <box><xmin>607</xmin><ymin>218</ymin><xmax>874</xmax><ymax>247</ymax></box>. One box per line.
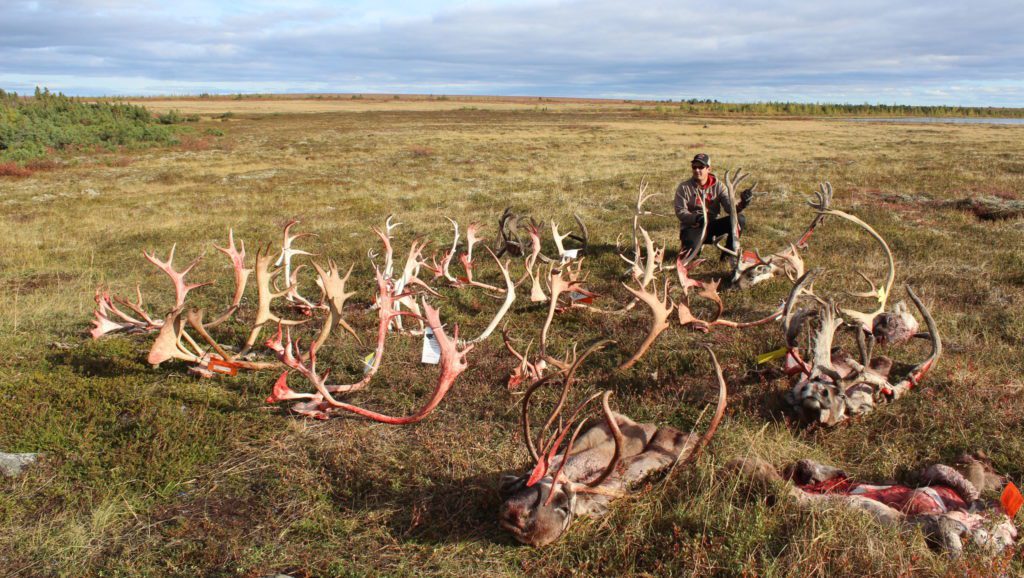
<box><xmin>674</xmin><ymin>153</ymin><xmax>752</xmax><ymax>261</ymax></box>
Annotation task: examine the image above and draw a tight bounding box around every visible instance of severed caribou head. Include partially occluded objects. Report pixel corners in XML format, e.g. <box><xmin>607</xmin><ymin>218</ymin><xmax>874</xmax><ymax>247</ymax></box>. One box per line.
<box><xmin>730</xmin><ymin>182</ymin><xmax>832</xmax><ymax>291</ymax></box>
<box><xmin>782</xmin><ymin>273</ymin><xmax>941</xmax><ymax>426</ymax></box>
<box><xmin>499</xmin><ymin>343</ymin><xmax>727</xmax><ymax>546</ymax></box>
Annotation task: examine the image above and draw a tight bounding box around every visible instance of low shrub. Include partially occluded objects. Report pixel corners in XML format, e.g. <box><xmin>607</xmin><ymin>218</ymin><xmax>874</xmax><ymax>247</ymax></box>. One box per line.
<box><xmin>0</xmin><ymin>87</ymin><xmax>184</xmax><ymax>162</ymax></box>
<box><xmin>0</xmin><ymin>161</ymin><xmax>33</xmax><ymax>177</ymax></box>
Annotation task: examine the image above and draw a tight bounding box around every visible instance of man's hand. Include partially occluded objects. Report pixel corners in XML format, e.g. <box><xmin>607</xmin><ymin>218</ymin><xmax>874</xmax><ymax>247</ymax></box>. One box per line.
<box><xmin>693</xmin><ymin>212</ymin><xmax>705</xmax><ymax>228</ymax></box>
<box><xmin>740</xmin><ymin>188</ymin><xmax>754</xmax><ymax>205</ymax></box>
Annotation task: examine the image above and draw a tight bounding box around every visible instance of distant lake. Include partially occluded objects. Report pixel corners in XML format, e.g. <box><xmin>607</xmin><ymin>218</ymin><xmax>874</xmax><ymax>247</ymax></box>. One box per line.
<box><xmin>844</xmin><ymin>117</ymin><xmax>1024</xmax><ymax>125</ymax></box>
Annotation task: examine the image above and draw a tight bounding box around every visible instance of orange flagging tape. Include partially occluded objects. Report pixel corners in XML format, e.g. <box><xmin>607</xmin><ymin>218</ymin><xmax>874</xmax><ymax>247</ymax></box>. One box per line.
<box><xmin>208</xmin><ymin>357</ymin><xmax>239</xmax><ymax>376</ymax></box>
<box><xmin>1001</xmin><ymin>482</ymin><xmax>1023</xmax><ymax>518</ymax></box>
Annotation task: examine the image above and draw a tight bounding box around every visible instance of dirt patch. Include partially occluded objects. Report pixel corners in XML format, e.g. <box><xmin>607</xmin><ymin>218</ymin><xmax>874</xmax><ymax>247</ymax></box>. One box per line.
<box><xmin>939</xmin><ymin>196</ymin><xmax>1024</xmax><ymax>220</ymax></box>
<box><xmin>3</xmin><ymin>271</ymin><xmax>78</xmax><ymax>295</ymax></box>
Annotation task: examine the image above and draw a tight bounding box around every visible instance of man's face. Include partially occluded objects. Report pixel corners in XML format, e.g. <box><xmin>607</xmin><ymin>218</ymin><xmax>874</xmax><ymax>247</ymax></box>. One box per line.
<box><xmin>692</xmin><ymin>163</ymin><xmax>709</xmax><ymax>182</ymax></box>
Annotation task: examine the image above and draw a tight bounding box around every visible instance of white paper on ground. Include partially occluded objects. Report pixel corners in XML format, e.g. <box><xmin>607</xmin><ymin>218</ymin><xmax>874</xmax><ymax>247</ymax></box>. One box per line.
<box><xmin>561</xmin><ymin>249</ymin><xmax>579</xmax><ymax>261</ymax></box>
<box><xmin>421</xmin><ymin>327</ymin><xmax>441</xmax><ymax>364</ymax></box>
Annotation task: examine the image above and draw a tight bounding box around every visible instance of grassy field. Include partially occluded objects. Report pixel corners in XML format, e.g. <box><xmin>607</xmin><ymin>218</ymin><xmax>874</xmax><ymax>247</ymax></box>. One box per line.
<box><xmin>2</xmin><ymin>96</ymin><xmax>1024</xmax><ymax>577</ymax></box>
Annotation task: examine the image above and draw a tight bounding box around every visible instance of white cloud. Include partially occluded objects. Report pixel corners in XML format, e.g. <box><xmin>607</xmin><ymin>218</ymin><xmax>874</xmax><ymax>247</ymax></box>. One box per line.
<box><xmin>1</xmin><ymin>0</ymin><xmax>1023</xmax><ymax>105</ymax></box>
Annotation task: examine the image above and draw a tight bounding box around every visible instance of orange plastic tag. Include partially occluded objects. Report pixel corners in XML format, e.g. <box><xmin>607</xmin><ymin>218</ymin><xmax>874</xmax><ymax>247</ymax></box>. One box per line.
<box><xmin>1001</xmin><ymin>482</ymin><xmax>1023</xmax><ymax>517</ymax></box>
<box><xmin>569</xmin><ymin>292</ymin><xmax>594</xmax><ymax>304</ymax></box>
<box><xmin>208</xmin><ymin>357</ymin><xmax>239</xmax><ymax>376</ymax></box>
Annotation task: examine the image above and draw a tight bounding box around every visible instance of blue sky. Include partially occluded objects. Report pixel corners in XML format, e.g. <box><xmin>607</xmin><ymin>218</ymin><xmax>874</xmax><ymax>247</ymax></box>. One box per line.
<box><xmin>2</xmin><ymin>0</ymin><xmax>1023</xmax><ymax>106</ymax></box>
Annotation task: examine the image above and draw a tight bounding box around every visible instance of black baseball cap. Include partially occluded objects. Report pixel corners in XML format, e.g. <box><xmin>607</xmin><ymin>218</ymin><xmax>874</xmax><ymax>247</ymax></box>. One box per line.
<box><xmin>692</xmin><ymin>153</ymin><xmax>710</xmax><ymax>167</ymax></box>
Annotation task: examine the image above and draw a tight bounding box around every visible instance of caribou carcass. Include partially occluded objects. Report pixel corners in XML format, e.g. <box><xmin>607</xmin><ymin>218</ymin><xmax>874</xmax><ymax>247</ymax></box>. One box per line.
<box><xmin>727</xmin><ymin>455</ymin><xmax>1017</xmax><ymax>556</ymax></box>
<box><xmin>499</xmin><ymin>343</ymin><xmax>727</xmax><ymax>547</ymax></box>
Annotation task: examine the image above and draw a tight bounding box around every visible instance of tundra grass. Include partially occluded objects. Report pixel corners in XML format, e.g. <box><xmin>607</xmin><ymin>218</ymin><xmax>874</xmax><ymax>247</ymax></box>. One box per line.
<box><xmin>1</xmin><ymin>99</ymin><xmax>1023</xmax><ymax>577</ymax></box>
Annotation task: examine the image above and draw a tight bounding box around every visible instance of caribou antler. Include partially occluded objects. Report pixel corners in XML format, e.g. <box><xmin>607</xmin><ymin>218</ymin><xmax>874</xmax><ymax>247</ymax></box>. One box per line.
<box><xmin>503</xmin><ymin>330</ymin><xmax>546</xmax><ymax>390</ymax></box>
<box><xmin>267</xmin><ymin>299</ymin><xmax>471</xmax><ymax>424</ymax></box>
<box><xmin>495</xmin><ymin>207</ymin><xmax>523</xmax><ymax>258</ymax></box>
<box><xmin>456</xmin><ymin>223</ymin><xmax>505</xmax><ymax>292</ymax></box>
<box><xmin>619</xmin><ymin>277</ymin><xmax>674</xmax><ymax>370</ymax></box>
<box><xmin>820</xmin><ymin>208</ymin><xmax>896</xmax><ymax>332</ymax></box>
<box><xmin>797</xmin><ymin>182</ymin><xmax>833</xmax><ymax>248</ymax></box>
<box><xmin>238</xmin><ymin>243</ymin><xmax>310</xmax><ymax>356</ymax></box>
<box><xmin>273</xmin><ymin>220</ymin><xmax>318</xmax><ymax>308</ymax></box>
<box><xmin>310</xmin><ymin>259</ymin><xmax>362</xmax><ymax>351</ymax></box>
<box><xmin>730</xmin><ymin>182</ymin><xmax>830</xmax><ymax>290</ymax></box>
<box><xmin>460</xmin><ymin>249</ymin><xmax>517</xmax><ymax>345</ymax></box>
<box><xmin>205</xmin><ymin>229</ymin><xmax>254</xmax><ymax>327</ymax></box>
<box><xmin>143</xmin><ymin>245</ymin><xmax>212</xmax><ymax>308</ymax></box>
<box><xmin>90</xmin><ymin>287</ymin><xmax>162</xmax><ymax>339</ymax></box>
<box><xmin>632</xmin><ymin>178</ymin><xmax>663</xmax><ymax>264</ymax></box>
<box><xmin>535</xmin><ymin>214</ymin><xmax>588</xmax><ymax>263</ymax></box>
<box><xmin>721</xmin><ymin>168</ymin><xmax>750</xmax><ymax>283</ymax></box>
<box><xmin>521</xmin><ymin>341</ymin><xmax>614</xmax><ymax>471</ymax></box>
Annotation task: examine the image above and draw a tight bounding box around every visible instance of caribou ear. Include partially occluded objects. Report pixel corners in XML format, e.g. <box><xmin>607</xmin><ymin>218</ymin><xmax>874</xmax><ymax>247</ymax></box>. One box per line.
<box><xmin>499</xmin><ymin>473</ymin><xmax>528</xmax><ymax>497</ymax></box>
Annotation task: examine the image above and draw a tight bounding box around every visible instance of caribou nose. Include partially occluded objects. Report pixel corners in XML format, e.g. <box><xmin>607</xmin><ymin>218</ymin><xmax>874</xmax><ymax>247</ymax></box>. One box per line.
<box><xmin>500</xmin><ymin>505</ymin><xmax>525</xmax><ymax>529</ymax></box>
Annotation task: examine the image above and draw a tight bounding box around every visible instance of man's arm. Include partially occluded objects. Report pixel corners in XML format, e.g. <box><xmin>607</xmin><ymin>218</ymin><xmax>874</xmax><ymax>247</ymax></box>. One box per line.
<box><xmin>674</xmin><ymin>183</ymin><xmax>699</xmax><ymax>227</ymax></box>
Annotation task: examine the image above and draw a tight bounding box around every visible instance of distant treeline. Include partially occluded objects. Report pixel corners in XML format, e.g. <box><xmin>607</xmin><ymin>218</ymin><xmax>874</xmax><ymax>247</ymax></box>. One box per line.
<box><xmin>638</xmin><ymin>99</ymin><xmax>1024</xmax><ymax>118</ymax></box>
<box><xmin>0</xmin><ymin>87</ymin><xmax>195</xmax><ymax>162</ymax></box>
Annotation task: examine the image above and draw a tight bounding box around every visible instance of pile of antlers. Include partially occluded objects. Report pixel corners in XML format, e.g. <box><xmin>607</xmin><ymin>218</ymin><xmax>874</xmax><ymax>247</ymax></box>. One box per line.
<box><xmin>90</xmin><ymin>176</ymin><xmax>940</xmax><ymax>430</ymax></box>
<box><xmin>780</xmin><ymin>270</ymin><xmax>941</xmax><ymax>426</ymax></box>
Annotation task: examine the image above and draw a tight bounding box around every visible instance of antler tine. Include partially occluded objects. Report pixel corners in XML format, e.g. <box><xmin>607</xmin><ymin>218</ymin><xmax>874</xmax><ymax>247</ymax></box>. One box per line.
<box><xmin>111</xmin><ymin>285</ymin><xmax>160</xmax><ymax>327</ymax></box>
<box><xmin>783</xmin><ymin>269</ymin><xmax>821</xmax><ymax>348</ymax></box>
<box><xmin>584</xmin><ymin>390</ymin><xmax>624</xmax><ymax>488</ymax></box>
<box><xmin>680</xmin><ymin>346</ymin><xmax>728</xmax><ymax>466</ymax></box>
<box><xmin>444</xmin><ymin>216</ymin><xmax>460</xmax><ymax>252</ymax></box>
<box><xmin>385</xmin><ymin>214</ymin><xmax>401</xmax><ymax>235</ymax></box>
<box><xmin>637</xmin><ymin>227</ymin><xmax>656</xmax><ymax>288</ymax></box>
<box><xmin>550</xmin><ymin>220</ymin><xmax>570</xmax><ymax>259</ymax></box>
<box><xmin>568</xmin><ymin>213</ymin><xmax>588</xmax><ymax>250</ymax></box>
<box><xmin>810</xmin><ymin>301</ymin><xmax>844</xmax><ymax>380</ymax></box>
<box><xmin>890</xmin><ymin>285</ymin><xmax>942</xmax><ymax>396</ymax></box>
<box><xmin>371</xmin><ymin>224</ymin><xmax>396</xmax><ymax>280</ymax></box>
<box><xmin>714</xmin><ymin>240</ymin><xmax>739</xmax><ymax>257</ymax></box>
<box><xmin>185</xmin><ymin>308</ymin><xmax>230</xmax><ymax>362</ymax></box>
<box><xmin>848</xmin><ymin>271</ymin><xmax>880</xmax><ymax>299</ymax></box>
